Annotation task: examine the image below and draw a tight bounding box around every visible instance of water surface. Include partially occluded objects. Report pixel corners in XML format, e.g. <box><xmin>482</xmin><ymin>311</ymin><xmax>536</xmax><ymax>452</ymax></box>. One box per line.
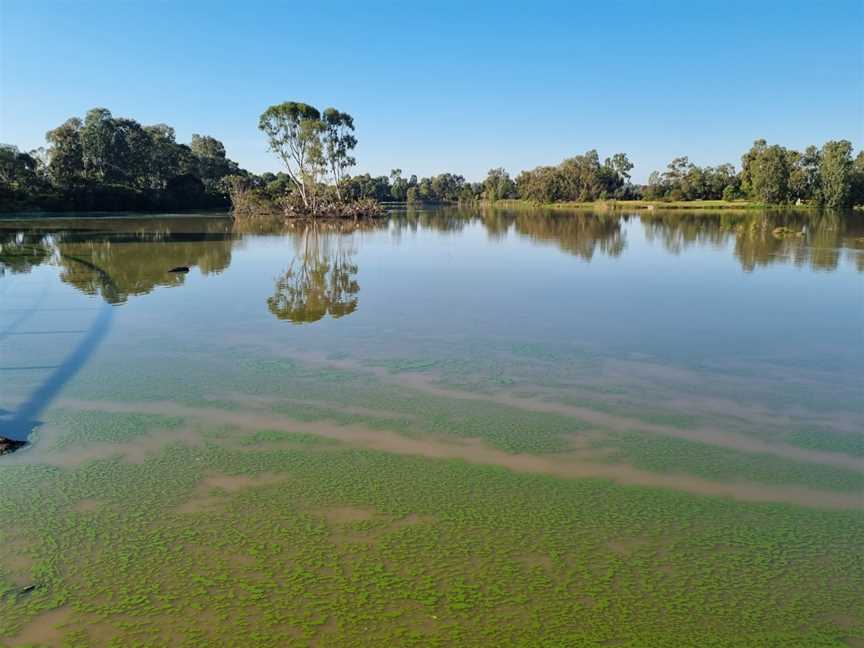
<box><xmin>1</xmin><ymin>207</ymin><xmax>862</xmax><ymax>646</ymax></box>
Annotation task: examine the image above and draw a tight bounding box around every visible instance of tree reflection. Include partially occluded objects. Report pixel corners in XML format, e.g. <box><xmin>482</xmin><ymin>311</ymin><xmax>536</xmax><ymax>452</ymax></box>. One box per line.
<box><xmin>0</xmin><ymin>217</ymin><xmax>235</xmax><ymax>303</ymax></box>
<box><xmin>267</xmin><ymin>224</ymin><xmax>360</xmax><ymax>324</ymax></box>
<box><xmin>508</xmin><ymin>210</ymin><xmax>626</xmax><ymax>260</ymax></box>
<box><xmin>640</xmin><ymin>210</ymin><xmax>863</xmax><ymax>272</ymax></box>
<box><xmin>0</xmin><ymin>232</ymin><xmax>55</xmax><ymax>276</ymax></box>
<box><xmin>391</xmin><ymin>207</ymin><xmax>627</xmax><ymax>260</ymax></box>
<box><xmin>56</xmin><ymin>234</ymin><xmax>233</xmax><ymax>304</ymax></box>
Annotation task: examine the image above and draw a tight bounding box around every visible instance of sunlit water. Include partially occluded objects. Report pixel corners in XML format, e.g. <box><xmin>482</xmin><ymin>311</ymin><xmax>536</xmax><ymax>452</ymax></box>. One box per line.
<box><xmin>0</xmin><ymin>207</ymin><xmax>862</xmax><ymax>646</ymax></box>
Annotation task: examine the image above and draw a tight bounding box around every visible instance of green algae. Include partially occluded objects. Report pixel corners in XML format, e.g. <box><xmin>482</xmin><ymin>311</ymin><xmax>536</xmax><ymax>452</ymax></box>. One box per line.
<box><xmin>58</xmin><ymin>347</ymin><xmax>862</xmax><ymax>496</ymax></box>
<box><xmin>591</xmin><ymin>431</ymin><xmax>864</xmax><ymax>494</ymax></box>
<box><xmin>237</xmin><ymin>429</ymin><xmax>339</xmax><ymax>447</ymax></box>
<box><xmin>0</xmin><ymin>433</ymin><xmax>862</xmax><ymax>647</ymax></box>
<box><xmin>4</xmin><ymin>211</ymin><xmax>863</xmax><ymax>645</ymax></box>
<box><xmin>43</xmin><ymin>409</ymin><xmax>186</xmax><ymax>450</ymax></box>
<box><xmin>785</xmin><ymin>425</ymin><xmax>864</xmax><ymax>457</ymax></box>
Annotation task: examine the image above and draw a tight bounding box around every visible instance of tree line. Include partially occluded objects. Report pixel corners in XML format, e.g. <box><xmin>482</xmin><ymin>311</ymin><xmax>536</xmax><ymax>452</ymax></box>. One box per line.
<box><xmin>644</xmin><ymin>140</ymin><xmax>863</xmax><ymax>207</ymax></box>
<box><xmin>1</xmin><ymin>107</ymin><xmax>243</xmax><ymax>211</ymax></box>
<box><xmin>3</xmin><ymin>103</ymin><xmax>862</xmax><ymax>212</ymax></box>
<box><xmin>247</xmin><ymin>139</ymin><xmax>864</xmax><ymax>208</ymax></box>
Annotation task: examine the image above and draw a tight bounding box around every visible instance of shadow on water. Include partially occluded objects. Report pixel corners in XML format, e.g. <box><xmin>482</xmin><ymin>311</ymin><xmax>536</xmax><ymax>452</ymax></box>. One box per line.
<box><xmin>0</xmin><ymin>216</ymin><xmax>235</xmax><ymax>447</ymax></box>
<box><xmin>0</xmin><ymin>283</ymin><xmax>49</xmax><ymax>342</ymax></box>
<box><xmin>0</xmin><ymin>254</ymin><xmax>116</xmax><ymax>443</ymax></box>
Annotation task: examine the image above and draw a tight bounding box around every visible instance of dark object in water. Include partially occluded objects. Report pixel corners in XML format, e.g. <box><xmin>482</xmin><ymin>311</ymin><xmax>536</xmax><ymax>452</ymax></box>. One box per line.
<box><xmin>1</xmin><ymin>583</ymin><xmax>38</xmax><ymax>600</ymax></box>
<box><xmin>169</xmin><ymin>266</ymin><xmax>190</xmax><ymax>273</ymax></box>
<box><xmin>0</xmin><ymin>436</ymin><xmax>26</xmax><ymax>455</ymax></box>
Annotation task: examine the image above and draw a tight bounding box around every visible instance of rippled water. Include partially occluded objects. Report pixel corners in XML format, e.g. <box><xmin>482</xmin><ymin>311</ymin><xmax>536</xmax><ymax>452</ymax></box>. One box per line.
<box><xmin>0</xmin><ymin>207</ymin><xmax>862</xmax><ymax>646</ymax></box>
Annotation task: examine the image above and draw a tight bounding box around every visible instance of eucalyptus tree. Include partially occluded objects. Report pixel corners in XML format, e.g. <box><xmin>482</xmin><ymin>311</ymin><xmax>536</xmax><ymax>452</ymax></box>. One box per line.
<box><xmin>389</xmin><ymin>169</ymin><xmax>408</xmax><ymax>201</ymax></box>
<box><xmin>322</xmin><ymin>108</ymin><xmax>356</xmax><ymax>201</ymax></box>
<box><xmin>742</xmin><ymin>141</ymin><xmax>792</xmax><ymax>204</ymax></box>
<box><xmin>190</xmin><ymin>134</ymin><xmax>238</xmax><ymax>191</ymax></box>
<box><xmin>706</xmin><ymin>164</ymin><xmax>738</xmax><ymax>199</ymax></box>
<box><xmin>144</xmin><ymin>124</ymin><xmax>179</xmax><ymax>190</ymax></box>
<box><xmin>112</xmin><ymin>117</ymin><xmax>152</xmax><ymax>188</ymax></box>
<box><xmin>45</xmin><ymin>117</ymin><xmax>84</xmax><ymax>186</ymax></box>
<box><xmin>819</xmin><ymin>140</ymin><xmax>854</xmax><ymax>207</ymax></box>
<box><xmin>852</xmin><ymin>151</ymin><xmax>864</xmax><ymax>206</ymax></box>
<box><xmin>258</xmin><ymin>102</ymin><xmax>325</xmax><ymax>210</ymax></box>
<box><xmin>483</xmin><ymin>167</ymin><xmax>516</xmax><ymax>201</ymax></box>
<box><xmin>605</xmin><ymin>153</ymin><xmax>634</xmax><ymax>184</ymax></box>
<box><xmin>559</xmin><ymin>150</ymin><xmax>603</xmax><ymax>201</ymax></box>
<box><xmin>789</xmin><ymin>145</ymin><xmax>821</xmax><ymax>203</ymax></box>
<box><xmin>0</xmin><ymin>145</ymin><xmax>39</xmax><ymax>190</ymax></box>
<box><xmin>190</xmin><ymin>134</ymin><xmax>226</xmax><ymax>159</ymax></box>
<box><xmin>80</xmin><ymin>108</ymin><xmax>115</xmax><ymax>181</ymax></box>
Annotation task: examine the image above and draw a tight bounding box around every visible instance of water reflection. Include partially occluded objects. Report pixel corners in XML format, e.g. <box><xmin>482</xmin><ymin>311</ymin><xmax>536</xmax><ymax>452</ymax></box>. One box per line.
<box><xmin>0</xmin><ymin>232</ymin><xmax>55</xmax><ymax>276</ymax></box>
<box><xmin>640</xmin><ymin>210</ymin><xmax>864</xmax><ymax>272</ymax></box>
<box><xmin>392</xmin><ymin>207</ymin><xmax>863</xmax><ymax>270</ymax></box>
<box><xmin>0</xmin><ymin>217</ymin><xmax>235</xmax><ymax>303</ymax></box>
<box><xmin>1</xmin><ymin>209</ymin><xmax>861</xmax><ymax>303</ymax></box>
<box><xmin>1</xmin><ymin>209</ymin><xmax>860</xmax><ymax>443</ymax></box>
<box><xmin>487</xmin><ymin>209</ymin><xmax>626</xmax><ymax>259</ymax></box>
<box><xmin>268</xmin><ymin>224</ymin><xmax>361</xmax><ymax>324</ymax></box>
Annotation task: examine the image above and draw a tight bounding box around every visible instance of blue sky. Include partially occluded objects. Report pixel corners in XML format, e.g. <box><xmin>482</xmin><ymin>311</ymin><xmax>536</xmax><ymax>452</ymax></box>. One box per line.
<box><xmin>1</xmin><ymin>0</ymin><xmax>861</xmax><ymax>182</ymax></box>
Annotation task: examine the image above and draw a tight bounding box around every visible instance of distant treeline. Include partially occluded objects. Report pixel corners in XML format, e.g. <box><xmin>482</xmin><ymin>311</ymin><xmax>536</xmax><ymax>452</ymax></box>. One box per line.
<box><xmin>250</xmin><ymin>140</ymin><xmax>864</xmax><ymax>208</ymax></box>
<box><xmin>642</xmin><ymin>140</ymin><xmax>863</xmax><ymax>207</ymax></box>
<box><xmin>1</xmin><ymin>108</ymin><xmax>243</xmax><ymax>211</ymax></box>
<box><xmin>3</xmin><ymin>106</ymin><xmax>862</xmax><ymax>212</ymax></box>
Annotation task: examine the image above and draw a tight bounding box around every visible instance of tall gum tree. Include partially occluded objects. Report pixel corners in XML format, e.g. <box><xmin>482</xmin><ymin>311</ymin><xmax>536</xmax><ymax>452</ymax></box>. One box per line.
<box><xmin>258</xmin><ymin>102</ymin><xmax>324</xmax><ymax>210</ymax></box>
<box><xmin>322</xmin><ymin>108</ymin><xmax>356</xmax><ymax>202</ymax></box>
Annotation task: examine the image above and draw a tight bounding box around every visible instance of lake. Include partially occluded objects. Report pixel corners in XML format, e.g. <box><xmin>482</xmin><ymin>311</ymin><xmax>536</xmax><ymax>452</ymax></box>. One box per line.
<box><xmin>1</xmin><ymin>206</ymin><xmax>862</xmax><ymax>646</ymax></box>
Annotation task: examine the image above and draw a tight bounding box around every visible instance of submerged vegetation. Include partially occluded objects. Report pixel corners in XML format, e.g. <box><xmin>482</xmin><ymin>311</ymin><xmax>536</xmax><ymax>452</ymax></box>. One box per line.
<box><xmin>0</xmin><ymin>208</ymin><xmax>862</xmax><ymax>645</ymax></box>
<box><xmin>0</xmin><ymin>399</ymin><xmax>861</xmax><ymax>646</ymax></box>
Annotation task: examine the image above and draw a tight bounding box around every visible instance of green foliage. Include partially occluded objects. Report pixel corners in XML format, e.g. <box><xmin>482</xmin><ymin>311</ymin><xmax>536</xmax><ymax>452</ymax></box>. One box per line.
<box><xmin>258</xmin><ymin>102</ymin><xmax>325</xmax><ymax>210</ymax></box>
<box><xmin>516</xmin><ymin>150</ymin><xmax>636</xmax><ymax>203</ymax></box>
<box><xmin>8</xmin><ymin>112</ymin><xmax>862</xmax><ymax>211</ymax></box>
<box><xmin>721</xmin><ymin>184</ymin><xmax>741</xmax><ymax>201</ymax></box>
<box><xmin>819</xmin><ymin>140</ymin><xmax>854</xmax><ymax>207</ymax></box>
<box><xmin>853</xmin><ymin>151</ymin><xmax>864</xmax><ymax>206</ymax></box>
<box><xmin>482</xmin><ymin>167</ymin><xmax>516</xmax><ymax>202</ymax></box>
<box><xmin>45</xmin><ymin>117</ymin><xmax>84</xmax><ymax>186</ymax></box>
<box><xmin>750</xmin><ymin>143</ymin><xmax>793</xmax><ymax>204</ymax></box>
<box><xmin>3</xmin><ymin>107</ymin><xmax>240</xmax><ymax>211</ymax></box>
<box><xmin>343</xmin><ymin>171</ymin><xmax>472</xmax><ymax>204</ymax></box>
<box><xmin>645</xmin><ymin>157</ymin><xmax>739</xmax><ymax>201</ymax></box>
<box><xmin>322</xmin><ymin>108</ymin><xmax>357</xmax><ymax>201</ymax></box>
<box><xmin>257</xmin><ymin>101</ymin><xmax>360</xmax><ymax>212</ymax></box>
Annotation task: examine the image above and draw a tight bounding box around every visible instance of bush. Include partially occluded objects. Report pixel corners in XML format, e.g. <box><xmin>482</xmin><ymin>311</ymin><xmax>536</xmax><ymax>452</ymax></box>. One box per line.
<box><xmin>722</xmin><ymin>185</ymin><xmax>740</xmax><ymax>202</ymax></box>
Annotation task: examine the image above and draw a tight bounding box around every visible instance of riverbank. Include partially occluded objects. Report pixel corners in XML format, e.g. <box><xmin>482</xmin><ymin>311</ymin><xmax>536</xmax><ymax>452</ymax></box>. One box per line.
<box><xmin>483</xmin><ymin>199</ymin><xmax>823</xmax><ymax>211</ymax></box>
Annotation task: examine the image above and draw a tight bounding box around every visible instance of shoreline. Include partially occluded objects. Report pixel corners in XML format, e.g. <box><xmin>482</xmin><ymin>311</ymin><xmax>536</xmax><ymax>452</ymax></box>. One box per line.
<box><xmin>480</xmin><ymin>198</ymin><xmax>827</xmax><ymax>211</ymax></box>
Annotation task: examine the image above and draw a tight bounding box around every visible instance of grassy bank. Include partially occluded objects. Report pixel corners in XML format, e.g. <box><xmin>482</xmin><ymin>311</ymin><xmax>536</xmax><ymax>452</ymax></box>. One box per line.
<box><xmin>484</xmin><ymin>199</ymin><xmax>822</xmax><ymax>211</ymax></box>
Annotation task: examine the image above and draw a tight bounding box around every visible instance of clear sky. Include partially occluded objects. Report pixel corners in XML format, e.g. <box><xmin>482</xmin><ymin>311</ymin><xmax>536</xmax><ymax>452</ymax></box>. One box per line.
<box><xmin>1</xmin><ymin>0</ymin><xmax>861</xmax><ymax>183</ymax></box>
